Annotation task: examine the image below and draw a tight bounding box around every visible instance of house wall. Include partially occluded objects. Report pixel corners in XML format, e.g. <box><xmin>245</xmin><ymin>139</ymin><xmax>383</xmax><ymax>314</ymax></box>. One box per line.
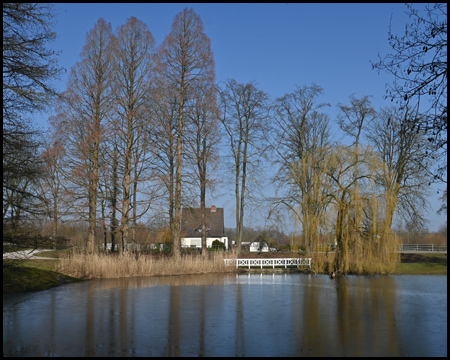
<box><xmin>249</xmin><ymin>241</ymin><xmax>269</xmax><ymax>252</ymax></box>
<box><xmin>181</xmin><ymin>236</ymin><xmax>229</xmax><ymax>250</ymax></box>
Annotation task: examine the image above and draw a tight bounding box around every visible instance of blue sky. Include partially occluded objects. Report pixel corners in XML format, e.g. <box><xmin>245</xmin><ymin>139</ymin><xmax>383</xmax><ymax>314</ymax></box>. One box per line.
<box><xmin>36</xmin><ymin>3</ymin><xmax>445</xmax><ymax>232</ymax></box>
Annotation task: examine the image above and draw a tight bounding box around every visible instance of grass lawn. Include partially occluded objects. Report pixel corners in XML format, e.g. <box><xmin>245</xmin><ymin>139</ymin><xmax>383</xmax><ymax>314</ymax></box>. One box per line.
<box><xmin>3</xmin><ymin>259</ymin><xmax>81</xmax><ymax>294</ymax></box>
<box><xmin>394</xmin><ymin>253</ymin><xmax>447</xmax><ymax>275</ymax></box>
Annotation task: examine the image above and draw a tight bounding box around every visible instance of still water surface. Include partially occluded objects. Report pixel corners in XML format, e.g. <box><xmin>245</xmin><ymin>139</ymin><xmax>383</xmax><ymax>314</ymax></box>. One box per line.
<box><xmin>3</xmin><ymin>273</ymin><xmax>447</xmax><ymax>357</ymax></box>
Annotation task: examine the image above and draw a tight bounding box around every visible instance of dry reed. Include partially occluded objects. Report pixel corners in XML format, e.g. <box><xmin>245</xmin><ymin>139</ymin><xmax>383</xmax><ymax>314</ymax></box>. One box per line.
<box><xmin>57</xmin><ymin>251</ymin><xmax>238</xmax><ymax>279</ymax></box>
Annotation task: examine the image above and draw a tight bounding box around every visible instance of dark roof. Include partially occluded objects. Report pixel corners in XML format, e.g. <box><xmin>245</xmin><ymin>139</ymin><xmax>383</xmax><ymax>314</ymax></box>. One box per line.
<box><xmin>181</xmin><ymin>207</ymin><xmax>224</xmax><ymax>237</ymax></box>
<box><xmin>251</xmin><ymin>235</ymin><xmax>268</xmax><ymax>245</ymax></box>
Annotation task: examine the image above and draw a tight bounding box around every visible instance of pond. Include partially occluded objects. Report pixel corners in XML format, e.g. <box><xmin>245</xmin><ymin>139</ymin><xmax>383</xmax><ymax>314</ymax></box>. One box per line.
<box><xmin>3</xmin><ymin>273</ymin><xmax>447</xmax><ymax>357</ymax></box>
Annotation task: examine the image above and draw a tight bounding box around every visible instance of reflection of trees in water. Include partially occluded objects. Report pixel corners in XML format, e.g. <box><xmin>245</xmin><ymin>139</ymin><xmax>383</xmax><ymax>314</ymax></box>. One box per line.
<box><xmin>296</xmin><ymin>276</ymin><xmax>401</xmax><ymax>356</ymax></box>
<box><xmin>334</xmin><ymin>276</ymin><xmax>401</xmax><ymax>356</ymax></box>
<box><xmin>234</xmin><ymin>283</ymin><xmax>246</xmax><ymax>356</ymax></box>
<box><xmin>83</xmin><ymin>279</ymin><xmax>138</xmax><ymax>356</ymax></box>
<box><xmin>165</xmin><ymin>277</ymin><xmax>231</xmax><ymax>357</ymax></box>
<box><xmin>299</xmin><ymin>275</ymin><xmax>330</xmax><ymax>356</ymax></box>
<box><xmin>92</xmin><ymin>273</ymin><xmax>234</xmax><ymax>291</ymax></box>
<box><xmin>166</xmin><ymin>286</ymin><xmax>180</xmax><ymax>356</ymax></box>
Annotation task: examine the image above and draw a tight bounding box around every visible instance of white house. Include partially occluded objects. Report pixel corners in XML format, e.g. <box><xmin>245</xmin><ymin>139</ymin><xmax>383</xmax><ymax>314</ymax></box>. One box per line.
<box><xmin>181</xmin><ymin>206</ymin><xmax>229</xmax><ymax>250</ymax></box>
<box><xmin>249</xmin><ymin>236</ymin><xmax>270</xmax><ymax>252</ymax></box>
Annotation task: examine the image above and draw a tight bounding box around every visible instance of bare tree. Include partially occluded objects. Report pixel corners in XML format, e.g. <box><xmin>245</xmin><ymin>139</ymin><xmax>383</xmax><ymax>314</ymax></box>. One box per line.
<box><xmin>146</xmin><ymin>82</ymin><xmax>178</xmax><ymax>239</ymax></box>
<box><xmin>155</xmin><ymin>8</ymin><xmax>215</xmax><ymax>258</ymax></box>
<box><xmin>3</xmin><ymin>3</ymin><xmax>62</xmax><ymax>127</ymax></box>
<box><xmin>38</xmin><ymin>137</ymin><xmax>67</xmax><ymax>239</ymax></box>
<box><xmin>3</xmin><ymin>123</ymin><xmax>42</xmax><ymax>229</ymax></box>
<box><xmin>367</xmin><ymin>106</ymin><xmax>430</xmax><ymax>234</ymax></box>
<box><xmin>52</xmin><ymin>19</ymin><xmax>116</xmax><ymax>253</ymax></box>
<box><xmin>271</xmin><ymin>84</ymin><xmax>332</xmax><ymax>256</ymax></box>
<box><xmin>372</xmin><ymin>3</ymin><xmax>447</xmax><ymax>182</ymax></box>
<box><xmin>3</xmin><ymin>3</ymin><xmax>62</xmax><ymax>246</ymax></box>
<box><xmin>218</xmin><ymin>79</ymin><xmax>269</xmax><ymax>255</ymax></box>
<box><xmin>112</xmin><ymin>17</ymin><xmax>155</xmax><ymax>254</ymax></box>
<box><xmin>185</xmin><ymin>84</ymin><xmax>220</xmax><ymax>255</ymax></box>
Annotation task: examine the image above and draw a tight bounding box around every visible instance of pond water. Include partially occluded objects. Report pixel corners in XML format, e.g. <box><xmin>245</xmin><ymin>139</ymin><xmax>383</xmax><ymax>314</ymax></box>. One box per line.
<box><xmin>3</xmin><ymin>273</ymin><xmax>447</xmax><ymax>357</ymax></box>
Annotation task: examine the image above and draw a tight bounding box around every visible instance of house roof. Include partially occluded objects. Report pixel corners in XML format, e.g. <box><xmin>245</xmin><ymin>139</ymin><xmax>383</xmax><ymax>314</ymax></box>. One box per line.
<box><xmin>181</xmin><ymin>206</ymin><xmax>224</xmax><ymax>237</ymax></box>
<box><xmin>250</xmin><ymin>235</ymin><xmax>269</xmax><ymax>245</ymax></box>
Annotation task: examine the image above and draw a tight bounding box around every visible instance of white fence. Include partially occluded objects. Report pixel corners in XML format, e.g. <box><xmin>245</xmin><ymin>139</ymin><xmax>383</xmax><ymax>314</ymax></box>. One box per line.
<box><xmin>398</xmin><ymin>244</ymin><xmax>447</xmax><ymax>252</ymax></box>
<box><xmin>224</xmin><ymin>258</ymin><xmax>311</xmax><ymax>269</ymax></box>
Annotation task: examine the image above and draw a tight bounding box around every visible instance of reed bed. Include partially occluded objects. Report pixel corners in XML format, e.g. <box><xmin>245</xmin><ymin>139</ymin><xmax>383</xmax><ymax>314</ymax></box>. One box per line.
<box><xmin>57</xmin><ymin>251</ymin><xmax>238</xmax><ymax>279</ymax></box>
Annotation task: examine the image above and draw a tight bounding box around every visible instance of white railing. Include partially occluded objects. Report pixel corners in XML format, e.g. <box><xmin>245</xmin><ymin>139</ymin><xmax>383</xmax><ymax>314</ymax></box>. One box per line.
<box><xmin>224</xmin><ymin>258</ymin><xmax>311</xmax><ymax>269</ymax></box>
<box><xmin>398</xmin><ymin>244</ymin><xmax>447</xmax><ymax>252</ymax></box>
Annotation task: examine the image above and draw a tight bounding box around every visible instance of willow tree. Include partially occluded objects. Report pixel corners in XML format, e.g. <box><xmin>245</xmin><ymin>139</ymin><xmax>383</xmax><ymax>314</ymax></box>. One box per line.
<box><xmin>272</xmin><ymin>84</ymin><xmax>332</xmax><ymax>256</ymax></box>
<box><xmin>326</xmin><ymin>145</ymin><xmax>380</xmax><ymax>274</ymax></box>
<box><xmin>155</xmin><ymin>8</ymin><xmax>215</xmax><ymax>258</ymax></box>
<box><xmin>218</xmin><ymin>79</ymin><xmax>269</xmax><ymax>255</ymax></box>
<box><xmin>337</xmin><ymin>95</ymin><xmax>377</xmax><ymax>244</ymax></box>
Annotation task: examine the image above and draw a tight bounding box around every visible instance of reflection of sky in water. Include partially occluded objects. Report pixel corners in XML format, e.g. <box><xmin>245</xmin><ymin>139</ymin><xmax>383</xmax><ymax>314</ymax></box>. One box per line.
<box><xmin>3</xmin><ymin>274</ymin><xmax>447</xmax><ymax>357</ymax></box>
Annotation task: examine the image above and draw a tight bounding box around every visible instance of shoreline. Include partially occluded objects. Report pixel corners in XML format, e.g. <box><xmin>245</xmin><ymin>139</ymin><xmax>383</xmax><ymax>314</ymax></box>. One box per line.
<box><xmin>3</xmin><ymin>252</ymin><xmax>446</xmax><ymax>294</ymax></box>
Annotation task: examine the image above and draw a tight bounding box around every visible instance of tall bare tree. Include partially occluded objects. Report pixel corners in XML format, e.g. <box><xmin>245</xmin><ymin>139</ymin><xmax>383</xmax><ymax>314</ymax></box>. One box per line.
<box><xmin>146</xmin><ymin>82</ymin><xmax>178</xmax><ymax>239</ymax></box>
<box><xmin>155</xmin><ymin>8</ymin><xmax>215</xmax><ymax>258</ymax></box>
<box><xmin>185</xmin><ymin>84</ymin><xmax>220</xmax><ymax>255</ymax></box>
<box><xmin>53</xmin><ymin>19</ymin><xmax>116</xmax><ymax>253</ymax></box>
<box><xmin>218</xmin><ymin>79</ymin><xmax>269</xmax><ymax>255</ymax></box>
<box><xmin>112</xmin><ymin>17</ymin><xmax>155</xmax><ymax>254</ymax></box>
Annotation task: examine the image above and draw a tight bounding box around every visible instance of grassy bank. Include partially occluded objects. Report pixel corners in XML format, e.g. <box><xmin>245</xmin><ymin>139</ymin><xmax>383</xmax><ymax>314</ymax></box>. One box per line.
<box><xmin>3</xmin><ymin>251</ymin><xmax>446</xmax><ymax>294</ymax></box>
<box><xmin>3</xmin><ymin>259</ymin><xmax>81</xmax><ymax>294</ymax></box>
<box><xmin>394</xmin><ymin>253</ymin><xmax>447</xmax><ymax>275</ymax></box>
<box><xmin>310</xmin><ymin>252</ymin><xmax>447</xmax><ymax>275</ymax></box>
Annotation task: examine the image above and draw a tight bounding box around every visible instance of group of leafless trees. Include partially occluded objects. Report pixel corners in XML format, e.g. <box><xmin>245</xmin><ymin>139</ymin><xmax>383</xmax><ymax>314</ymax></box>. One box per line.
<box><xmin>3</xmin><ymin>4</ymin><xmax>446</xmax><ymax>273</ymax></box>
<box><xmin>42</xmin><ymin>10</ymin><xmax>219</xmax><ymax>257</ymax></box>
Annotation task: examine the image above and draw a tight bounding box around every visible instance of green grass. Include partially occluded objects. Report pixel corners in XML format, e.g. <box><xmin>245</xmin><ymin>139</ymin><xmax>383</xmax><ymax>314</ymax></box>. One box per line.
<box><xmin>3</xmin><ymin>259</ymin><xmax>81</xmax><ymax>294</ymax></box>
<box><xmin>394</xmin><ymin>253</ymin><xmax>447</xmax><ymax>275</ymax></box>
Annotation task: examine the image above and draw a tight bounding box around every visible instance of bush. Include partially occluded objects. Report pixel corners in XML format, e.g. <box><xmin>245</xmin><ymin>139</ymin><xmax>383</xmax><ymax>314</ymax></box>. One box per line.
<box><xmin>210</xmin><ymin>240</ymin><xmax>226</xmax><ymax>251</ymax></box>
